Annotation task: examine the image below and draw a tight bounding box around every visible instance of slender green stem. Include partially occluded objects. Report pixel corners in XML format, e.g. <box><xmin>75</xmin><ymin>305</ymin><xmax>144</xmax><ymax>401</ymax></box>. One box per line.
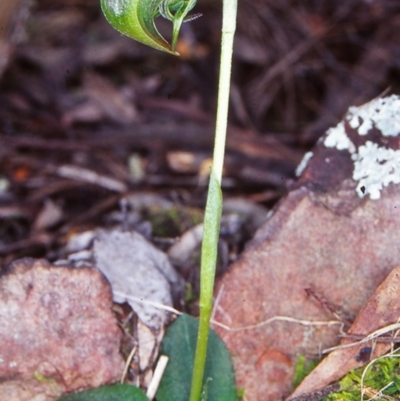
<box><xmin>188</xmin><ymin>1</ymin><xmax>237</xmax><ymax>400</ymax></box>
<box><xmin>211</xmin><ymin>0</ymin><xmax>237</xmax><ymax>183</ymax></box>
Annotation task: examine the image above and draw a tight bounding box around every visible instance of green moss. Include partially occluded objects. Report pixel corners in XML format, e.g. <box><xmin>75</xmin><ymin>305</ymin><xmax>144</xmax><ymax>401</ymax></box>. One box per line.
<box><xmin>146</xmin><ymin>205</ymin><xmax>203</xmax><ymax>237</ymax></box>
<box><xmin>236</xmin><ymin>388</ymin><xmax>246</xmax><ymax>401</ymax></box>
<box><xmin>323</xmin><ymin>351</ymin><xmax>400</xmax><ymax>401</ymax></box>
<box><xmin>184</xmin><ymin>282</ymin><xmax>196</xmax><ymax>304</ymax></box>
<box><xmin>293</xmin><ymin>355</ymin><xmax>319</xmax><ymax>389</ymax></box>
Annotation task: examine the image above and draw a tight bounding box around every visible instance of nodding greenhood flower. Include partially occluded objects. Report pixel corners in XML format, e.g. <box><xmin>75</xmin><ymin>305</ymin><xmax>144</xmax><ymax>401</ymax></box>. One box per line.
<box><xmin>101</xmin><ymin>0</ymin><xmax>199</xmax><ymax>55</ymax></box>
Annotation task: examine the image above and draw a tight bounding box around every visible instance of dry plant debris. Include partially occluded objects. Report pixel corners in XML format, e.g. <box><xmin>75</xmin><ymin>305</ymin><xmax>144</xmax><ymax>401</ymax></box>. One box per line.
<box><xmin>93</xmin><ymin>229</ymin><xmax>184</xmax><ymax>330</ymax></box>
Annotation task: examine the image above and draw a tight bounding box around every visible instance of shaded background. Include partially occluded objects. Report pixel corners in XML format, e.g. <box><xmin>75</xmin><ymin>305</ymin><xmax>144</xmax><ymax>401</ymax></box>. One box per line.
<box><xmin>0</xmin><ymin>0</ymin><xmax>399</xmax><ymax>265</ymax></box>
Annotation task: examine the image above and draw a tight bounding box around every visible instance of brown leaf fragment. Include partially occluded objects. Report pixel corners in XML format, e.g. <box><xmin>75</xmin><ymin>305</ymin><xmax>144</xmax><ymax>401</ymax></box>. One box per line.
<box><xmin>289</xmin><ymin>264</ymin><xmax>400</xmax><ymax>399</ymax></box>
<box><xmin>287</xmin><ymin>383</ymin><xmax>340</xmax><ymax>401</ymax></box>
<box><xmin>83</xmin><ymin>71</ymin><xmax>139</xmax><ymax>125</ymax></box>
<box><xmin>56</xmin><ymin>165</ymin><xmax>127</xmax><ymax>192</ymax></box>
<box><xmin>0</xmin><ymin>0</ymin><xmax>27</xmax><ymax>77</ymax></box>
<box><xmin>94</xmin><ymin>230</ymin><xmax>184</xmax><ymax>330</ymax></box>
<box><xmin>32</xmin><ymin>199</ymin><xmax>64</xmax><ymax>232</ymax></box>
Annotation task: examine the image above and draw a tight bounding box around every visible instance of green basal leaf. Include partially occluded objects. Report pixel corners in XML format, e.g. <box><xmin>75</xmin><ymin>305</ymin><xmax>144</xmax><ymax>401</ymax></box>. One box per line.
<box><xmin>57</xmin><ymin>383</ymin><xmax>149</xmax><ymax>401</ymax></box>
<box><xmin>156</xmin><ymin>314</ymin><xmax>237</xmax><ymax>401</ymax></box>
<box><xmin>100</xmin><ymin>0</ymin><xmax>197</xmax><ymax>55</ymax></box>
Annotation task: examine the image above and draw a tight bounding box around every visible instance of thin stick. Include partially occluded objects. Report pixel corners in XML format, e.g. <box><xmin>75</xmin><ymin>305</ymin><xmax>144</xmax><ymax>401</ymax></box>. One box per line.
<box><xmin>120</xmin><ymin>345</ymin><xmax>137</xmax><ymax>383</ymax></box>
<box><xmin>322</xmin><ymin>323</ymin><xmax>400</xmax><ymax>354</ymax></box>
<box><xmin>112</xmin><ymin>290</ymin><xmax>342</xmax><ymax>332</ymax></box>
<box><xmin>212</xmin><ymin>316</ymin><xmax>343</xmax><ymax>333</ymax></box>
<box><xmin>146</xmin><ymin>355</ymin><xmax>169</xmax><ymax>400</ymax></box>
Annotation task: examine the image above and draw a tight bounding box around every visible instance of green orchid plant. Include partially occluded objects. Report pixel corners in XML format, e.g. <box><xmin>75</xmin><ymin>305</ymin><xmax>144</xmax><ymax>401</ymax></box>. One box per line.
<box><xmin>101</xmin><ymin>0</ymin><xmax>238</xmax><ymax>400</ymax></box>
<box><xmin>101</xmin><ymin>0</ymin><xmax>199</xmax><ymax>54</ymax></box>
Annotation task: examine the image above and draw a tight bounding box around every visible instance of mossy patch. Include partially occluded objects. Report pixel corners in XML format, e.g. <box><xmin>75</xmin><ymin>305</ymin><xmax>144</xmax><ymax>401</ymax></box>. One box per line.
<box><xmin>323</xmin><ymin>350</ymin><xmax>400</xmax><ymax>401</ymax></box>
<box><xmin>293</xmin><ymin>355</ymin><xmax>319</xmax><ymax>390</ymax></box>
<box><xmin>145</xmin><ymin>205</ymin><xmax>203</xmax><ymax>237</ymax></box>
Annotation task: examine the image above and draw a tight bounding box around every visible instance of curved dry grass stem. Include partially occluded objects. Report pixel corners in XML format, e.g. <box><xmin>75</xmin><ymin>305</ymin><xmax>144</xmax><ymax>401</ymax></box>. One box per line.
<box><xmin>360</xmin><ymin>349</ymin><xmax>400</xmax><ymax>401</ymax></box>
<box><xmin>113</xmin><ymin>290</ymin><xmax>343</xmax><ymax>332</ymax></box>
<box><xmin>323</xmin><ymin>322</ymin><xmax>400</xmax><ymax>354</ymax></box>
<box><xmin>120</xmin><ymin>345</ymin><xmax>137</xmax><ymax>384</ymax></box>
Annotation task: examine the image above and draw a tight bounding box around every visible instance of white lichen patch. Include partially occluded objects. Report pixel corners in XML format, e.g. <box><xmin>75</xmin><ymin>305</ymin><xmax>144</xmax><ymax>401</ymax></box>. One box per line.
<box><xmin>324</xmin><ymin>121</ymin><xmax>356</xmax><ymax>153</ymax></box>
<box><xmin>322</xmin><ymin>95</ymin><xmax>400</xmax><ymax>200</ymax></box>
<box><xmin>348</xmin><ymin>95</ymin><xmax>400</xmax><ymax>137</ymax></box>
<box><xmin>296</xmin><ymin>151</ymin><xmax>313</xmax><ymax>177</ymax></box>
<box><xmin>352</xmin><ymin>141</ymin><xmax>400</xmax><ymax>200</ymax></box>
<box><xmin>106</xmin><ymin>0</ymin><xmax>129</xmax><ymax>16</ymax></box>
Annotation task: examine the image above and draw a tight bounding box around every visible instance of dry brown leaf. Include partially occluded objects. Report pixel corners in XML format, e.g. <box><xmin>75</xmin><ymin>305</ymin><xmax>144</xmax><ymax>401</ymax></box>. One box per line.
<box><xmin>94</xmin><ymin>229</ymin><xmax>184</xmax><ymax>330</ymax></box>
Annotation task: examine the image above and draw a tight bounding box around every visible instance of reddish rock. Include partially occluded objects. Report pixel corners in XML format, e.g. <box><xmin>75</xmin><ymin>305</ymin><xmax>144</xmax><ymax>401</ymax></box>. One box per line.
<box><xmin>0</xmin><ymin>258</ymin><xmax>124</xmax><ymax>401</ymax></box>
<box><xmin>256</xmin><ymin>349</ymin><xmax>292</xmax><ymax>384</ymax></box>
<box><xmin>214</xmin><ymin>96</ymin><xmax>400</xmax><ymax>400</ymax></box>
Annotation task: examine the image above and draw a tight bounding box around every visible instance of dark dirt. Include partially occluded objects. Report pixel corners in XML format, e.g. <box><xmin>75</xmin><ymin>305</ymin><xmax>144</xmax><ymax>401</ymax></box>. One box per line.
<box><xmin>1</xmin><ymin>0</ymin><xmax>399</xmax><ymax>267</ymax></box>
